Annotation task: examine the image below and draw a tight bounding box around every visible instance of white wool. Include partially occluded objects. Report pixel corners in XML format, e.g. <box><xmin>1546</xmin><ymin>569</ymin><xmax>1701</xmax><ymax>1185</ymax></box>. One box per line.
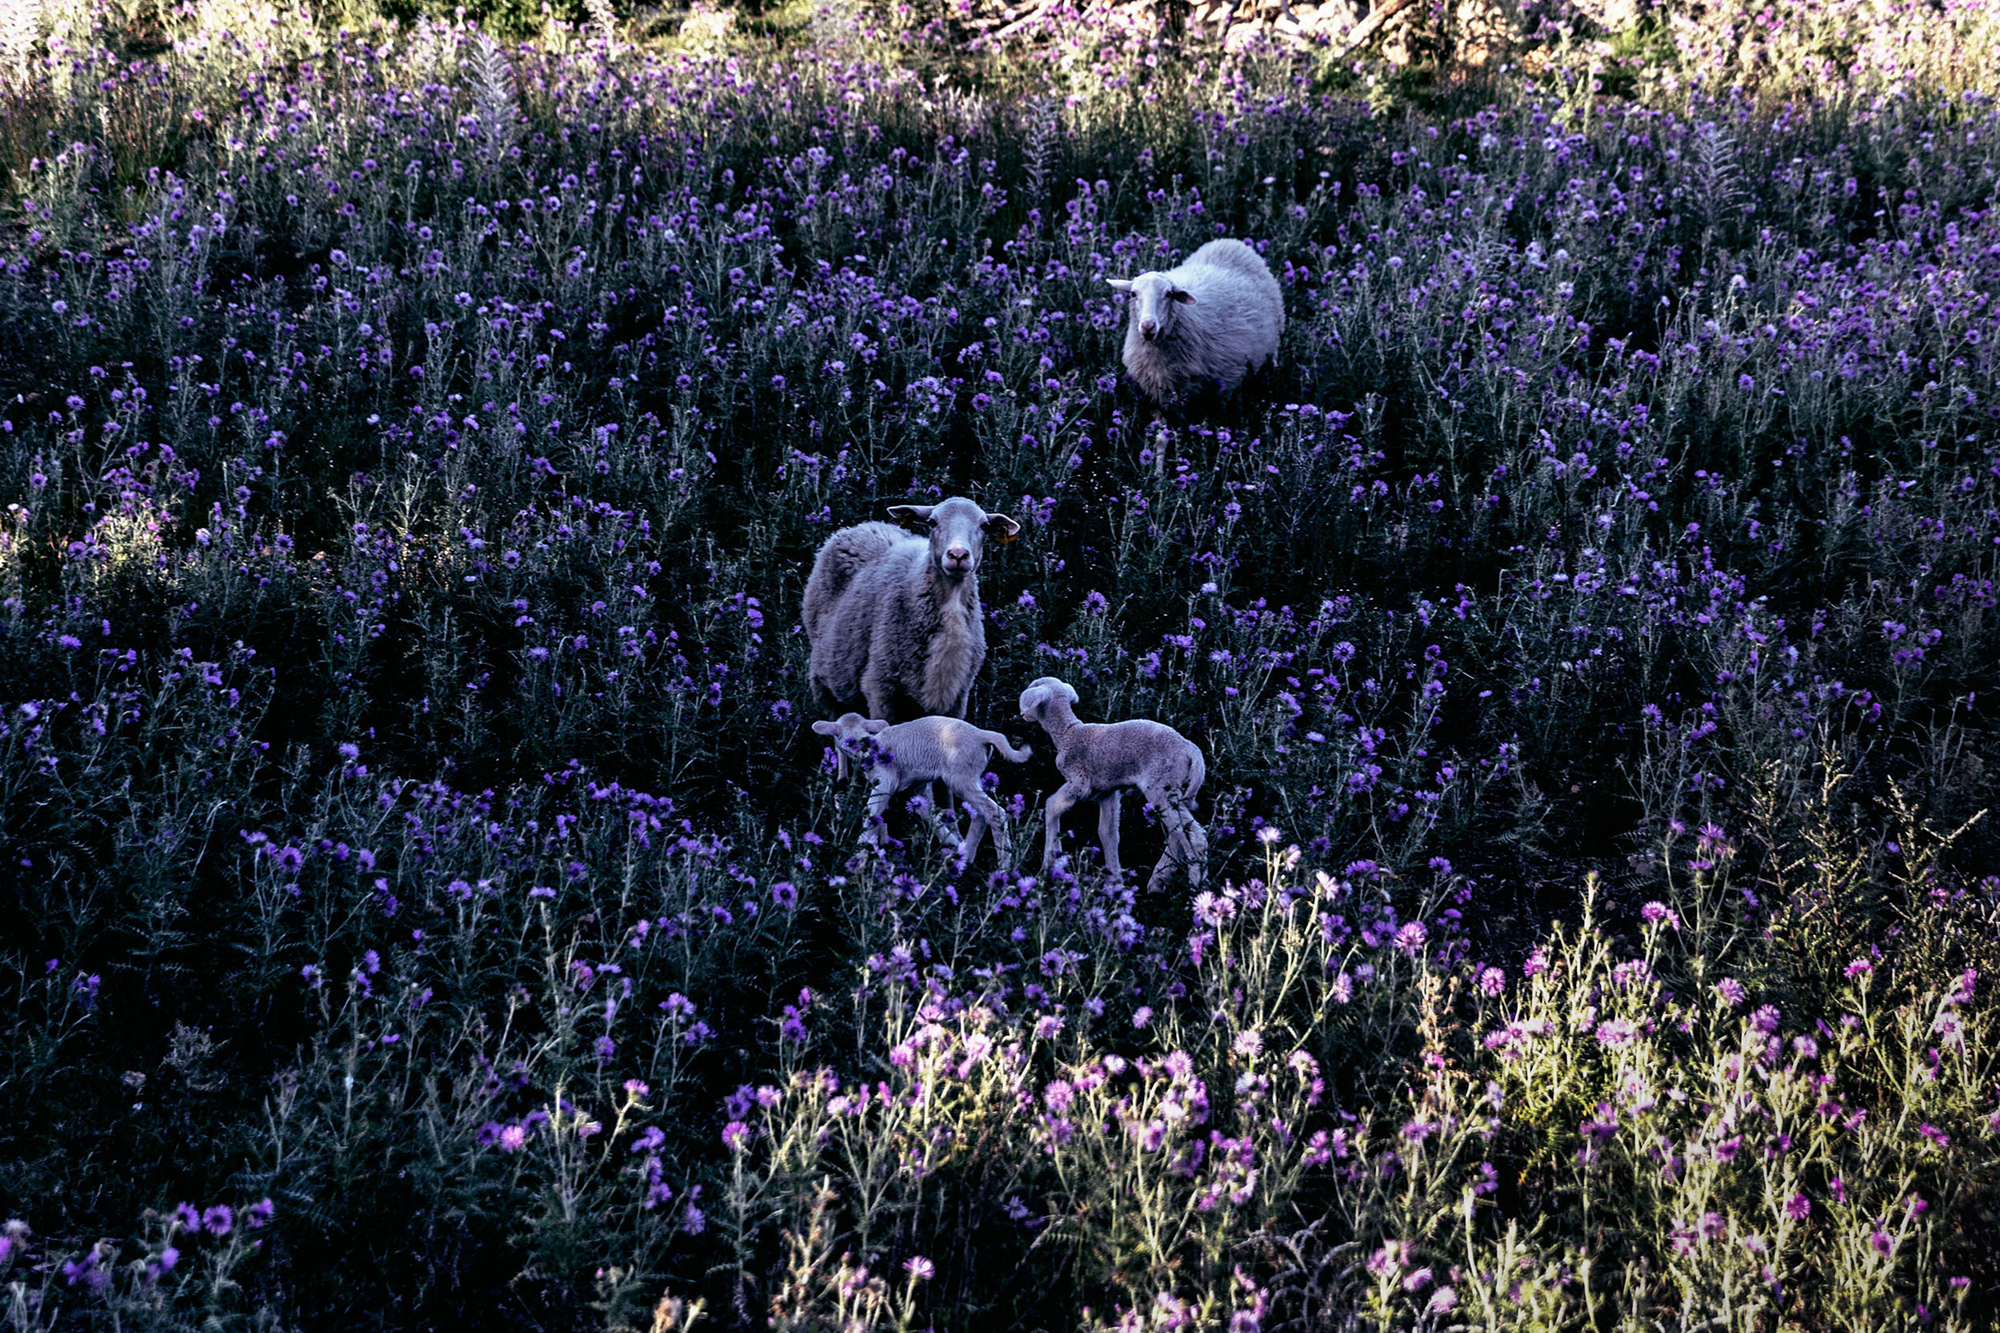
<box><xmin>812</xmin><ymin>712</ymin><xmax>1031</xmax><ymax>868</ymax></box>
<box><xmin>1107</xmin><ymin>238</ymin><xmax>1284</xmax><ymax>404</ymax></box>
<box><xmin>1019</xmin><ymin>675</ymin><xmax>1208</xmax><ymax>891</ymax></box>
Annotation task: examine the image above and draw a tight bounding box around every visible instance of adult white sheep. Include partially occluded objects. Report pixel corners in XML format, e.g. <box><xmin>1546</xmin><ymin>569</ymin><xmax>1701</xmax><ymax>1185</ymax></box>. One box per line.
<box><xmin>812</xmin><ymin>712</ymin><xmax>1031</xmax><ymax>868</ymax></box>
<box><xmin>1107</xmin><ymin>238</ymin><xmax>1284</xmax><ymax>404</ymax></box>
<box><xmin>1019</xmin><ymin>676</ymin><xmax>1208</xmax><ymax>891</ymax></box>
<box><xmin>803</xmin><ymin>497</ymin><xmax>1021</xmax><ymax>723</ymax></box>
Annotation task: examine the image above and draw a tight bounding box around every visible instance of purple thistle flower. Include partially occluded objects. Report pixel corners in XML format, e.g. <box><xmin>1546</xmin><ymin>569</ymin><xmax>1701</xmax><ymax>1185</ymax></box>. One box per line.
<box><xmin>1594</xmin><ymin>1018</ymin><xmax>1639</xmax><ymax>1049</ymax></box>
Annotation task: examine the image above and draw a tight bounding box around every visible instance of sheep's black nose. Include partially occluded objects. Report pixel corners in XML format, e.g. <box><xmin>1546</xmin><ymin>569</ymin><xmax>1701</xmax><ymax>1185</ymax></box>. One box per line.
<box><xmin>945</xmin><ymin>546</ymin><xmax>971</xmax><ymax>566</ymax></box>
<box><xmin>1140</xmin><ymin>320</ymin><xmax>1157</xmax><ymax>340</ymax></box>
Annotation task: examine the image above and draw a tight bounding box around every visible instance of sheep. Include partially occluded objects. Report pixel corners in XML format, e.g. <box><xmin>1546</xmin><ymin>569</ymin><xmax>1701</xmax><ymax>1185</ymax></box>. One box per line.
<box><xmin>812</xmin><ymin>712</ymin><xmax>1032</xmax><ymax>868</ymax></box>
<box><xmin>803</xmin><ymin>497</ymin><xmax>1021</xmax><ymax>723</ymax></box>
<box><xmin>1018</xmin><ymin>676</ymin><xmax>1208</xmax><ymax>891</ymax></box>
<box><xmin>1107</xmin><ymin>238</ymin><xmax>1284</xmax><ymax>405</ymax></box>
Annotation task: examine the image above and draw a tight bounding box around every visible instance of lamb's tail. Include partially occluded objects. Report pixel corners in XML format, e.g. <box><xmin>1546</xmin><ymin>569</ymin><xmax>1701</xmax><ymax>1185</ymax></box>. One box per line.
<box><xmin>979</xmin><ymin>730</ymin><xmax>1033</xmax><ymax>764</ymax></box>
<box><xmin>802</xmin><ymin>521</ymin><xmax>905</xmax><ymax>638</ymax></box>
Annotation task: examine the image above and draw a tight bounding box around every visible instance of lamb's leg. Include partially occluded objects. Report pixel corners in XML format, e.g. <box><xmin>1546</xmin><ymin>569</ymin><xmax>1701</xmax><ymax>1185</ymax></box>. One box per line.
<box><xmin>861</xmin><ymin>776</ymin><xmax>899</xmax><ymax>848</ymax></box>
<box><xmin>954</xmin><ymin>789</ymin><xmax>1006</xmax><ymax>870</ymax></box>
<box><xmin>1096</xmin><ymin>789</ymin><xmax>1124</xmax><ymax>879</ymax></box>
<box><xmin>1140</xmin><ymin>781</ymin><xmax>1204</xmax><ymax>891</ymax></box>
<box><xmin>1181</xmin><ymin>811</ymin><xmax>1208</xmax><ymax>888</ymax></box>
<box><xmin>915</xmin><ymin>784</ymin><xmax>962</xmax><ymax>852</ymax></box>
<box><xmin>1040</xmin><ymin>784</ymin><xmax>1085</xmax><ymax>874</ymax></box>
<box><xmin>929</xmin><ymin>779</ymin><xmax>951</xmax><ymax>821</ymax></box>
<box><xmin>1151</xmin><ymin>817</ymin><xmax>1191</xmax><ymax>893</ymax></box>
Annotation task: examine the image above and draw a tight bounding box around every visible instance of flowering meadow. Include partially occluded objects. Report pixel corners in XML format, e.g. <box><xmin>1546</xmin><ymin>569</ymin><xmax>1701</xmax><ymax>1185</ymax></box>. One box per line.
<box><xmin>3</xmin><ymin>0</ymin><xmax>2000</xmax><ymax>1327</ymax></box>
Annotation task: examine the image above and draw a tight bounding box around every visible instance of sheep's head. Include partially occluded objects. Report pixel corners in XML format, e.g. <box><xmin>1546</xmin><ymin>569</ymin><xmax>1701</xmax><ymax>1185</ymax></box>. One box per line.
<box><xmin>887</xmin><ymin>496</ymin><xmax>1020</xmax><ymax>580</ymax></box>
<box><xmin>812</xmin><ymin>713</ymin><xmax>889</xmax><ymax>742</ymax></box>
<box><xmin>813</xmin><ymin>713</ymin><xmax>889</xmax><ymax>769</ymax></box>
<box><xmin>1107</xmin><ymin>272</ymin><xmax>1195</xmax><ymax>344</ymax></box>
<box><xmin>1019</xmin><ymin>676</ymin><xmax>1080</xmax><ymax>722</ymax></box>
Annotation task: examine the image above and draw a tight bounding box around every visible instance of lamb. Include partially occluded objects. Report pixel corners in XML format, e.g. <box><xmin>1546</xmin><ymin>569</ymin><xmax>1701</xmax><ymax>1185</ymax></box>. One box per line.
<box><xmin>812</xmin><ymin>712</ymin><xmax>1032</xmax><ymax>868</ymax></box>
<box><xmin>803</xmin><ymin>497</ymin><xmax>1021</xmax><ymax>723</ymax></box>
<box><xmin>1107</xmin><ymin>238</ymin><xmax>1284</xmax><ymax>404</ymax></box>
<box><xmin>1018</xmin><ymin>677</ymin><xmax>1208</xmax><ymax>891</ymax></box>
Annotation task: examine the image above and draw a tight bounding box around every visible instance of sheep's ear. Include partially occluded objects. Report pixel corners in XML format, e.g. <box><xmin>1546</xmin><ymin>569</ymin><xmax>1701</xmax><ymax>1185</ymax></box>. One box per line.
<box><xmin>811</xmin><ymin>720</ymin><xmax>838</xmax><ymax>736</ymax></box>
<box><xmin>1105</xmin><ymin>278</ymin><xmax>1134</xmax><ymax>293</ymax></box>
<box><xmin>1167</xmin><ymin>288</ymin><xmax>1197</xmax><ymax>305</ymax></box>
<box><xmin>862</xmin><ymin>718</ymin><xmax>890</xmax><ymax>734</ymax></box>
<box><xmin>983</xmin><ymin>514</ymin><xmax>1022</xmax><ymax>544</ymax></box>
<box><xmin>886</xmin><ymin>504</ymin><xmax>933</xmax><ymax>532</ymax></box>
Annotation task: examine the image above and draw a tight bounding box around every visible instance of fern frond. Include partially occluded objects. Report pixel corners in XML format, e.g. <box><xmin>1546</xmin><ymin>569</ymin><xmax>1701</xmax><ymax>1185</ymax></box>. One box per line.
<box><xmin>464</xmin><ymin>32</ymin><xmax>520</xmax><ymax>149</ymax></box>
<box><xmin>1022</xmin><ymin>96</ymin><xmax>1059</xmax><ymax>208</ymax></box>
<box><xmin>1695</xmin><ymin>121</ymin><xmax>1742</xmax><ymax>241</ymax></box>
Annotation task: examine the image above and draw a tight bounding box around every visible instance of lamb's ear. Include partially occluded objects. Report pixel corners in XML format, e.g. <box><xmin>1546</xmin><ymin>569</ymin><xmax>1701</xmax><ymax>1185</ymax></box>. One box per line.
<box><xmin>862</xmin><ymin>718</ymin><xmax>890</xmax><ymax>734</ymax></box>
<box><xmin>983</xmin><ymin>514</ymin><xmax>1022</xmax><ymax>544</ymax></box>
<box><xmin>1167</xmin><ymin>288</ymin><xmax>1197</xmax><ymax>305</ymax></box>
<box><xmin>886</xmin><ymin>504</ymin><xmax>933</xmax><ymax>531</ymax></box>
<box><xmin>811</xmin><ymin>720</ymin><xmax>838</xmax><ymax>736</ymax></box>
<box><xmin>1105</xmin><ymin>278</ymin><xmax>1134</xmax><ymax>293</ymax></box>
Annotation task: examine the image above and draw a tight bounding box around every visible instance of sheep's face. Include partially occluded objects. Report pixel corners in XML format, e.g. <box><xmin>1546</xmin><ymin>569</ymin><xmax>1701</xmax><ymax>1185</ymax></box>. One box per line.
<box><xmin>1107</xmin><ymin>273</ymin><xmax>1195</xmax><ymax>344</ymax></box>
<box><xmin>887</xmin><ymin>496</ymin><xmax>1020</xmax><ymax>581</ymax></box>
<box><xmin>1019</xmin><ymin>676</ymin><xmax>1080</xmax><ymax>722</ymax></box>
<box><xmin>812</xmin><ymin>713</ymin><xmax>889</xmax><ymax>741</ymax></box>
<box><xmin>813</xmin><ymin>713</ymin><xmax>889</xmax><ymax>758</ymax></box>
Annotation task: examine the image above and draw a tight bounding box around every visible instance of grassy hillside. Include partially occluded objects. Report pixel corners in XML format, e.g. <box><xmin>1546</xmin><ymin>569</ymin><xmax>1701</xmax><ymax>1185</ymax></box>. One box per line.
<box><xmin>1</xmin><ymin>1</ymin><xmax>1998</xmax><ymax>1328</ymax></box>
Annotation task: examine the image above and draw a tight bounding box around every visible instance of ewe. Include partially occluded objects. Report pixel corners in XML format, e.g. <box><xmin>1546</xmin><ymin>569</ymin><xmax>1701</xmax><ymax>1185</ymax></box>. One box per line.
<box><xmin>1019</xmin><ymin>676</ymin><xmax>1207</xmax><ymax>891</ymax></box>
<box><xmin>1108</xmin><ymin>238</ymin><xmax>1284</xmax><ymax>404</ymax></box>
<box><xmin>812</xmin><ymin>712</ymin><xmax>1031</xmax><ymax>868</ymax></box>
<box><xmin>803</xmin><ymin>497</ymin><xmax>1020</xmax><ymax>722</ymax></box>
